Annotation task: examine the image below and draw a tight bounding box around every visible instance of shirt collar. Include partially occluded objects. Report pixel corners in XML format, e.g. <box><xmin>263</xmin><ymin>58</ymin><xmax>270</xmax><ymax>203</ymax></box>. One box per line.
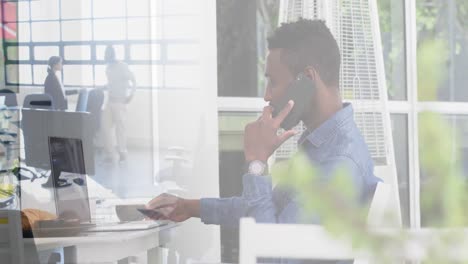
<box><xmin>298</xmin><ymin>103</ymin><xmax>354</xmax><ymax>148</ymax></box>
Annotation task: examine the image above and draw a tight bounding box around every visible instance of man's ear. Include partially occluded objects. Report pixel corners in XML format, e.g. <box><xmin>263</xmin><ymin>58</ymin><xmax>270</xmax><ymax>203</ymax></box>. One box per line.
<box><xmin>304</xmin><ymin>66</ymin><xmax>318</xmax><ymax>81</ymax></box>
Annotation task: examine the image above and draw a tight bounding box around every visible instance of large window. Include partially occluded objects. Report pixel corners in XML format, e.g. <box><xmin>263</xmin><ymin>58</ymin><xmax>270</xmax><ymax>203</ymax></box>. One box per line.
<box><xmin>2</xmin><ymin>0</ymin><xmax>200</xmax><ymax>89</ymax></box>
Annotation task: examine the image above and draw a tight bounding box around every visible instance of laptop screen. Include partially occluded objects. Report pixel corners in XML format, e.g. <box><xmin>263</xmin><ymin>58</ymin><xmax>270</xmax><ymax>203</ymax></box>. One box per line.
<box><xmin>49</xmin><ymin>137</ymin><xmax>91</xmax><ymax>222</ymax></box>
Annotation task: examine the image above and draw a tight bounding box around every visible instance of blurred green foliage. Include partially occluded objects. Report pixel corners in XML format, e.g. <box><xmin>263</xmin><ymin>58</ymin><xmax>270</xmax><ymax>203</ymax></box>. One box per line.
<box><xmin>417</xmin><ymin>39</ymin><xmax>448</xmax><ymax>101</ymax></box>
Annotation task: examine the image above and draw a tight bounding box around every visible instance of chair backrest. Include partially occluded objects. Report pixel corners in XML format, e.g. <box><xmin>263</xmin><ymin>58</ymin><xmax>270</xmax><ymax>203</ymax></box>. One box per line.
<box><xmin>238</xmin><ymin>182</ymin><xmax>391</xmax><ymax>263</ymax></box>
<box><xmin>0</xmin><ymin>89</ymin><xmax>18</xmax><ymax>107</ymax></box>
<box><xmin>23</xmin><ymin>94</ymin><xmax>54</xmax><ymax>110</ymax></box>
<box><xmin>86</xmin><ymin>88</ymin><xmax>104</xmax><ymax>115</ymax></box>
<box><xmin>86</xmin><ymin>89</ymin><xmax>104</xmax><ymax>134</ymax></box>
<box><xmin>0</xmin><ymin>210</ymin><xmax>24</xmax><ymax>264</ymax></box>
<box><xmin>75</xmin><ymin>89</ymin><xmax>89</xmax><ymax>112</ymax></box>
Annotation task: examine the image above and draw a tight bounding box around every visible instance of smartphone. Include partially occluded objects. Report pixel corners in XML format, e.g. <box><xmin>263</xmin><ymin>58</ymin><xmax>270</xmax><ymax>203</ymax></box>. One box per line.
<box><xmin>270</xmin><ymin>72</ymin><xmax>315</xmax><ymax>130</ymax></box>
<box><xmin>137</xmin><ymin>208</ymin><xmax>164</xmax><ymax>219</ymax></box>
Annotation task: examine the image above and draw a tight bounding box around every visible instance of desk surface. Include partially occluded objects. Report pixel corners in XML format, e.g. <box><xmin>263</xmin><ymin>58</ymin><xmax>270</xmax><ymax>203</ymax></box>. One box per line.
<box><xmin>26</xmin><ymin>222</ymin><xmax>178</xmax><ymax>250</ymax></box>
<box><xmin>25</xmin><ymin>222</ymin><xmax>179</xmax><ymax>263</ymax></box>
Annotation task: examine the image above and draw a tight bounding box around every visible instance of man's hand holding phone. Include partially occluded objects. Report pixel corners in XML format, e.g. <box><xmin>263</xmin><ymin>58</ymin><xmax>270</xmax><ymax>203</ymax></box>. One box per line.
<box><xmin>143</xmin><ymin>193</ymin><xmax>200</xmax><ymax>222</ymax></box>
<box><xmin>244</xmin><ymin>101</ymin><xmax>297</xmax><ymax>163</ymax></box>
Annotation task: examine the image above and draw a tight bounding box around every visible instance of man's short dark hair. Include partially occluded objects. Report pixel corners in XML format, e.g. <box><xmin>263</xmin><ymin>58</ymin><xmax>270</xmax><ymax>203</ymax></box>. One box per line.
<box><xmin>267</xmin><ymin>19</ymin><xmax>341</xmax><ymax>87</ymax></box>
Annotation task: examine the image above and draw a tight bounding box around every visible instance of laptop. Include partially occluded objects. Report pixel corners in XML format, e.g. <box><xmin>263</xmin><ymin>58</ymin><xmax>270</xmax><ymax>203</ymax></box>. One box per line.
<box><xmin>48</xmin><ymin>136</ymin><xmax>168</xmax><ymax>232</ymax></box>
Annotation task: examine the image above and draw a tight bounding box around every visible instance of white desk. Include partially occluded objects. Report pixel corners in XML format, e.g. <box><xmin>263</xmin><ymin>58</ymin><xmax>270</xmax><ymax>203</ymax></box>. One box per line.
<box><xmin>19</xmin><ymin>160</ymin><xmax>178</xmax><ymax>263</ymax></box>
<box><xmin>25</xmin><ymin>223</ymin><xmax>178</xmax><ymax>264</ymax></box>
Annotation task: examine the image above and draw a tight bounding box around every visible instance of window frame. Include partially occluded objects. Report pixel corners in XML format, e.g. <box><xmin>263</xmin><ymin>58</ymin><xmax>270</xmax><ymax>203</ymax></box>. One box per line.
<box><xmin>2</xmin><ymin>0</ymin><xmax>200</xmax><ymax>89</ymax></box>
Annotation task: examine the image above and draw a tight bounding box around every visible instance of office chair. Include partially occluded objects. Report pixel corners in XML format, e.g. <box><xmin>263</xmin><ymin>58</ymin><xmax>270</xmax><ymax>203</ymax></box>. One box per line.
<box><xmin>75</xmin><ymin>89</ymin><xmax>89</xmax><ymax>112</ymax></box>
<box><xmin>23</xmin><ymin>94</ymin><xmax>54</xmax><ymax>110</ymax></box>
<box><xmin>73</xmin><ymin>88</ymin><xmax>104</xmax><ymax>135</ymax></box>
<box><xmin>20</xmin><ymin>94</ymin><xmax>56</xmax><ymax>185</ymax></box>
<box><xmin>86</xmin><ymin>88</ymin><xmax>104</xmax><ymax>138</ymax></box>
<box><xmin>0</xmin><ymin>88</ymin><xmax>18</xmax><ymax>107</ymax></box>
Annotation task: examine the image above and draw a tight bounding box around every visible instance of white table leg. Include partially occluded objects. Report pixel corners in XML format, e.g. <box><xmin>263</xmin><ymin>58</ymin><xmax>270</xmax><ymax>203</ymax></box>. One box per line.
<box><xmin>148</xmin><ymin>247</ymin><xmax>167</xmax><ymax>264</ymax></box>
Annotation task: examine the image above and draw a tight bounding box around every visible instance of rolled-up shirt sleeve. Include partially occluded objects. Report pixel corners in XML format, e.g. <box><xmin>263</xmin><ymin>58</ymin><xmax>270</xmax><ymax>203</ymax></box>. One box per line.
<box><xmin>200</xmin><ymin>196</ymin><xmax>246</xmax><ymax>226</ymax></box>
<box><xmin>200</xmin><ymin>173</ymin><xmax>278</xmax><ymax>226</ymax></box>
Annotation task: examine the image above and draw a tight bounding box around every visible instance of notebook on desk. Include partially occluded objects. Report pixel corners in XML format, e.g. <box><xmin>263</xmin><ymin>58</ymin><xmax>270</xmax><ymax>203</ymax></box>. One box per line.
<box><xmin>45</xmin><ymin>136</ymin><xmax>168</xmax><ymax>233</ymax></box>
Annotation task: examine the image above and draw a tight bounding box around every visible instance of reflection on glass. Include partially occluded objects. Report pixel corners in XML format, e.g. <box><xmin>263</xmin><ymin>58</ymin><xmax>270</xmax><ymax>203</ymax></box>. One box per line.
<box><xmin>17</xmin><ymin>64</ymin><xmax>32</xmax><ymax>83</ymax></box>
<box><xmin>417</xmin><ymin>0</ymin><xmax>468</xmax><ymax>102</ymax></box>
<box><xmin>151</xmin><ymin>65</ymin><xmax>162</xmax><ymax>88</ymax></box>
<box><xmin>163</xmin><ymin>17</ymin><xmax>199</xmax><ymax>39</ymax></box>
<box><xmin>167</xmin><ymin>44</ymin><xmax>200</xmax><ymax>61</ymax></box>
<box><xmin>93</xmin><ymin>19</ymin><xmax>126</xmax><ymax>41</ymax></box>
<box><xmin>34</xmin><ymin>46</ymin><xmax>60</xmax><ymax>61</ymax></box>
<box><xmin>16</xmin><ymin>23</ymin><xmax>31</xmax><ymax>43</ymax></box>
<box><xmin>127</xmin><ymin>0</ymin><xmax>152</xmax><ymax>17</ymax></box>
<box><xmin>7</xmin><ymin>46</ymin><xmax>29</xmax><ymax>61</ymax></box>
<box><xmin>130</xmin><ymin>44</ymin><xmax>160</xmax><ymax>61</ymax></box>
<box><xmin>93</xmin><ymin>0</ymin><xmax>126</xmax><ymax>18</ymax></box>
<box><xmin>163</xmin><ymin>0</ymin><xmax>200</xmax><ymax>15</ymax></box>
<box><xmin>6</xmin><ymin>64</ymin><xmax>32</xmax><ymax>84</ymax></box>
<box><xmin>63</xmin><ymin>65</ymin><xmax>94</xmax><ymax>86</ymax></box>
<box><xmin>96</xmin><ymin>45</ymin><xmax>125</xmax><ymax>61</ymax></box>
<box><xmin>64</xmin><ymin>45</ymin><xmax>91</xmax><ymax>61</ymax></box>
<box><xmin>94</xmin><ymin>65</ymin><xmax>107</xmax><ymax>86</ymax></box>
<box><xmin>5</xmin><ymin>65</ymin><xmax>18</xmax><ymax>84</ymax></box>
<box><xmin>129</xmin><ymin>65</ymin><xmax>153</xmax><ymax>87</ymax></box>
<box><xmin>33</xmin><ymin>65</ymin><xmax>47</xmax><ymax>85</ymax></box>
<box><xmin>164</xmin><ymin>65</ymin><xmax>200</xmax><ymax>88</ymax></box>
<box><xmin>17</xmin><ymin>2</ymin><xmax>30</xmax><ymax>21</ymax></box>
<box><xmin>31</xmin><ymin>22</ymin><xmax>60</xmax><ymax>42</ymax></box>
<box><xmin>61</xmin><ymin>0</ymin><xmax>92</xmax><ymax>19</ymax></box>
<box><xmin>127</xmin><ymin>18</ymin><xmax>151</xmax><ymax>40</ymax></box>
<box><xmin>30</xmin><ymin>0</ymin><xmax>59</xmax><ymax>21</ymax></box>
<box><xmin>61</xmin><ymin>20</ymin><xmax>93</xmax><ymax>41</ymax></box>
<box><xmin>151</xmin><ymin>17</ymin><xmax>162</xmax><ymax>39</ymax></box>
<box><xmin>19</xmin><ymin>64</ymin><xmax>32</xmax><ymax>84</ymax></box>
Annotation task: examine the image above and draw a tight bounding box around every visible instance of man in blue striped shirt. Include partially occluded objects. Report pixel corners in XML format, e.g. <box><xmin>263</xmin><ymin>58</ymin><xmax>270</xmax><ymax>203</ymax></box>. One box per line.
<box><xmin>146</xmin><ymin>19</ymin><xmax>380</xmax><ymax>263</ymax></box>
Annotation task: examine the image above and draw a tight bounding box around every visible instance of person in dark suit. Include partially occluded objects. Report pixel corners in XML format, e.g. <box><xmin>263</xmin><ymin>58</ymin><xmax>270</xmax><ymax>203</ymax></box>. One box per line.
<box><xmin>44</xmin><ymin>56</ymin><xmax>78</xmax><ymax>110</ymax></box>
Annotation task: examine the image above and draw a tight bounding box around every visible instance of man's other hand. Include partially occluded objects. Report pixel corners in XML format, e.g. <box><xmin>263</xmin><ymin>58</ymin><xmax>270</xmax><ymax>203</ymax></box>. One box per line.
<box><xmin>244</xmin><ymin>100</ymin><xmax>297</xmax><ymax>163</ymax></box>
<box><xmin>145</xmin><ymin>193</ymin><xmax>200</xmax><ymax>222</ymax></box>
